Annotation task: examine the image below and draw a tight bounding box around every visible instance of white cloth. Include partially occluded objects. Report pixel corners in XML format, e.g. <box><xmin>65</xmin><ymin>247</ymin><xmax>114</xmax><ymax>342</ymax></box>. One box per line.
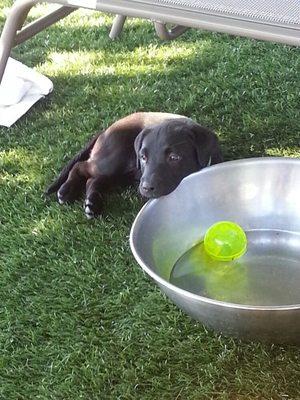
<box><xmin>0</xmin><ymin>58</ymin><xmax>53</xmax><ymax>127</ymax></box>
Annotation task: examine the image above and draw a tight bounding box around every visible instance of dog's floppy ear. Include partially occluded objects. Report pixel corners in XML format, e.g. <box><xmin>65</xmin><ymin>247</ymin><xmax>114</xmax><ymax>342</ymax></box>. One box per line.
<box><xmin>134</xmin><ymin>128</ymin><xmax>149</xmax><ymax>169</ymax></box>
<box><xmin>186</xmin><ymin>121</ymin><xmax>223</xmax><ymax>168</ymax></box>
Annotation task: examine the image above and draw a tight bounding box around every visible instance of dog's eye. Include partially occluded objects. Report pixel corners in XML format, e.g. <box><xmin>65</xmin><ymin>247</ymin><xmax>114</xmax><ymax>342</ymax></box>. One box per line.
<box><xmin>140</xmin><ymin>154</ymin><xmax>147</xmax><ymax>163</ymax></box>
<box><xmin>168</xmin><ymin>153</ymin><xmax>181</xmax><ymax>162</ymax></box>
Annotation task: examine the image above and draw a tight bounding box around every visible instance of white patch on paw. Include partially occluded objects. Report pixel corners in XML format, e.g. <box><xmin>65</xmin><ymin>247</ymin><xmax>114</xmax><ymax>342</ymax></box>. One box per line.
<box><xmin>85</xmin><ymin>205</ymin><xmax>94</xmax><ymax>219</ymax></box>
<box><xmin>85</xmin><ymin>199</ymin><xmax>93</xmax><ymax>207</ymax></box>
<box><xmin>85</xmin><ymin>205</ymin><xmax>92</xmax><ymax>213</ymax></box>
<box><xmin>57</xmin><ymin>192</ymin><xmax>64</xmax><ymax>204</ymax></box>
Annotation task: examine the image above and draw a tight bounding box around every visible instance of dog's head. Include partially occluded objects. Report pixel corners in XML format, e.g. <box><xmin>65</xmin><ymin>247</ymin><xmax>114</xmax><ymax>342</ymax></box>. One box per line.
<box><xmin>134</xmin><ymin>118</ymin><xmax>222</xmax><ymax>198</ymax></box>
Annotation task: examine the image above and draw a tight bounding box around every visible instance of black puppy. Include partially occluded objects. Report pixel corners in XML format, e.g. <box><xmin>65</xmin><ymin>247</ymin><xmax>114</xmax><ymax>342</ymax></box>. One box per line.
<box><xmin>46</xmin><ymin>112</ymin><xmax>223</xmax><ymax>218</ymax></box>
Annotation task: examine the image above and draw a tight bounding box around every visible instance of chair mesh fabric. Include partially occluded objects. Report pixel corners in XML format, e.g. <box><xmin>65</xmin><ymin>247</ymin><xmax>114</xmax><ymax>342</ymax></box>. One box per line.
<box><xmin>130</xmin><ymin>0</ymin><xmax>300</xmax><ymax>25</ymax></box>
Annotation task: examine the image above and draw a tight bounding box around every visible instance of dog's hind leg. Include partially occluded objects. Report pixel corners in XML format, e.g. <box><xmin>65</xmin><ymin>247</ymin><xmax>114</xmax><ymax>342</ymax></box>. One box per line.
<box><xmin>46</xmin><ymin>132</ymin><xmax>100</xmax><ymax>196</ymax></box>
<box><xmin>57</xmin><ymin>160</ymin><xmax>92</xmax><ymax>204</ymax></box>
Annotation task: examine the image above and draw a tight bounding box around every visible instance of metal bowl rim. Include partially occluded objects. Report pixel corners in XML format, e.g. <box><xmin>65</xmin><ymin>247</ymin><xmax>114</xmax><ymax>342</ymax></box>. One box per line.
<box><xmin>130</xmin><ymin>157</ymin><xmax>300</xmax><ymax>311</ymax></box>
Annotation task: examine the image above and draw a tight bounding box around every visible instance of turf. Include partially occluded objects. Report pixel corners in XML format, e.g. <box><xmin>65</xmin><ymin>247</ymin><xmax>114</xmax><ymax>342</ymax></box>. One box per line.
<box><xmin>0</xmin><ymin>2</ymin><xmax>300</xmax><ymax>399</ymax></box>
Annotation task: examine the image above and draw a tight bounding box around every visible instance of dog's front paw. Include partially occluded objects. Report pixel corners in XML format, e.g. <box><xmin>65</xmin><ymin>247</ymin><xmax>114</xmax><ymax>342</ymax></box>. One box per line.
<box><xmin>57</xmin><ymin>181</ymin><xmax>81</xmax><ymax>204</ymax></box>
<box><xmin>84</xmin><ymin>192</ymin><xmax>103</xmax><ymax>219</ymax></box>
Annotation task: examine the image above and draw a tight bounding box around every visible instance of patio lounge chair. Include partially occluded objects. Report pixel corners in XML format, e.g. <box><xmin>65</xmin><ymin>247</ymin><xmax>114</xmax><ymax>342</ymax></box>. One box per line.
<box><xmin>1</xmin><ymin>0</ymin><xmax>300</xmax><ymax>83</ymax></box>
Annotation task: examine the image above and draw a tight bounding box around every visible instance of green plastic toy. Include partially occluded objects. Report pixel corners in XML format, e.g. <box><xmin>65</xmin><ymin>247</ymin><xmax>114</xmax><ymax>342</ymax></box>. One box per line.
<box><xmin>204</xmin><ymin>221</ymin><xmax>247</xmax><ymax>261</ymax></box>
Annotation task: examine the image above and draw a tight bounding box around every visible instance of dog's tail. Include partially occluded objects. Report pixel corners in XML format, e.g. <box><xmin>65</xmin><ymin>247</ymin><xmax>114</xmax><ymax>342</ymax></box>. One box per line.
<box><xmin>45</xmin><ymin>132</ymin><xmax>101</xmax><ymax>195</ymax></box>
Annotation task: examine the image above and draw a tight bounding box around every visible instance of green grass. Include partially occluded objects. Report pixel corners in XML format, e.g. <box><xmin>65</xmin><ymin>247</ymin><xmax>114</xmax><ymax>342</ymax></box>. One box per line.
<box><xmin>1</xmin><ymin>2</ymin><xmax>300</xmax><ymax>399</ymax></box>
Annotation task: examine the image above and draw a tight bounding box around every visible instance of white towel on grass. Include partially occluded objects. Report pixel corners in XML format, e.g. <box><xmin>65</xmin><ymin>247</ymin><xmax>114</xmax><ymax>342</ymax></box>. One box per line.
<box><xmin>0</xmin><ymin>58</ymin><xmax>53</xmax><ymax>127</ymax></box>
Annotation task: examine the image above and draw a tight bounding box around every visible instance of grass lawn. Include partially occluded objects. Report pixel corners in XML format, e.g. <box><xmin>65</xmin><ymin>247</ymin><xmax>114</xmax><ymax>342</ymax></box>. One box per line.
<box><xmin>1</xmin><ymin>2</ymin><xmax>300</xmax><ymax>399</ymax></box>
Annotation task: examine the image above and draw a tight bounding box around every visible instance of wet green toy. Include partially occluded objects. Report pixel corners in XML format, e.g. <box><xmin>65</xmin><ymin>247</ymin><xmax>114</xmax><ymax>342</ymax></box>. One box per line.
<box><xmin>204</xmin><ymin>221</ymin><xmax>247</xmax><ymax>261</ymax></box>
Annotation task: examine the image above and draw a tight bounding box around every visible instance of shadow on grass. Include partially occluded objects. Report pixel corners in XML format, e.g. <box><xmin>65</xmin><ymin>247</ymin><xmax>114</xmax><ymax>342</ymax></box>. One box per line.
<box><xmin>2</xmin><ymin>56</ymin><xmax>299</xmax><ymax>157</ymax></box>
<box><xmin>1</xmin><ymin>8</ymin><xmax>299</xmax><ymax>215</ymax></box>
<box><xmin>0</xmin><ymin>11</ymin><xmax>299</xmax><ymax>214</ymax></box>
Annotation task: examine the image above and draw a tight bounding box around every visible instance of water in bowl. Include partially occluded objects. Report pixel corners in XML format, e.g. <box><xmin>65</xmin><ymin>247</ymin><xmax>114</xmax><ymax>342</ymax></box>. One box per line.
<box><xmin>170</xmin><ymin>230</ymin><xmax>300</xmax><ymax>306</ymax></box>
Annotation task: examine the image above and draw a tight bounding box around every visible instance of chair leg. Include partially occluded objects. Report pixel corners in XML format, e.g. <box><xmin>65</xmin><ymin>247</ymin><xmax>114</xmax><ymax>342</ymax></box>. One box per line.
<box><xmin>0</xmin><ymin>0</ymin><xmax>76</xmax><ymax>83</ymax></box>
<box><xmin>109</xmin><ymin>15</ymin><xmax>127</xmax><ymax>40</ymax></box>
<box><xmin>15</xmin><ymin>6</ymin><xmax>76</xmax><ymax>46</ymax></box>
<box><xmin>109</xmin><ymin>16</ymin><xmax>189</xmax><ymax>41</ymax></box>
<box><xmin>0</xmin><ymin>0</ymin><xmax>38</xmax><ymax>83</ymax></box>
<box><xmin>154</xmin><ymin>22</ymin><xmax>189</xmax><ymax>40</ymax></box>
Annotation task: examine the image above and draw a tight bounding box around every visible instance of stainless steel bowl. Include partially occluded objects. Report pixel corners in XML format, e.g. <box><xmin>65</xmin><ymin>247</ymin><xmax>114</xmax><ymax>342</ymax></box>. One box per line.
<box><xmin>130</xmin><ymin>158</ymin><xmax>300</xmax><ymax>344</ymax></box>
